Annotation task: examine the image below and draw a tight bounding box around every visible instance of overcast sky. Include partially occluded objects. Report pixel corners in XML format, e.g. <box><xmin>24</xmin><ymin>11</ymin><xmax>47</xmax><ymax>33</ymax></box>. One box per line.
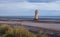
<box><xmin>0</xmin><ymin>0</ymin><xmax>60</xmax><ymax>16</ymax></box>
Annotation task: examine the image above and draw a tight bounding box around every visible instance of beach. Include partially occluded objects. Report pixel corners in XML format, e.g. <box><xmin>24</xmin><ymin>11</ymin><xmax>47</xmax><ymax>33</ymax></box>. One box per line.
<box><xmin>0</xmin><ymin>18</ymin><xmax>60</xmax><ymax>32</ymax></box>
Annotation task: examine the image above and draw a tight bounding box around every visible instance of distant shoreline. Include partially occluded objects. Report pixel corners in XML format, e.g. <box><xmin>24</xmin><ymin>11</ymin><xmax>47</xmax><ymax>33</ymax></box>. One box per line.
<box><xmin>0</xmin><ymin>16</ymin><xmax>60</xmax><ymax>19</ymax></box>
<box><xmin>0</xmin><ymin>18</ymin><xmax>60</xmax><ymax>23</ymax></box>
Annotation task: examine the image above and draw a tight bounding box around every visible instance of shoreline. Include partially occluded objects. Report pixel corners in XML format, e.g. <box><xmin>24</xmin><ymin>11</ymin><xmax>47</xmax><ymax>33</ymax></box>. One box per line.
<box><xmin>0</xmin><ymin>18</ymin><xmax>60</xmax><ymax>32</ymax></box>
<box><xmin>0</xmin><ymin>18</ymin><xmax>60</xmax><ymax>23</ymax></box>
<box><xmin>0</xmin><ymin>20</ymin><xmax>60</xmax><ymax>32</ymax></box>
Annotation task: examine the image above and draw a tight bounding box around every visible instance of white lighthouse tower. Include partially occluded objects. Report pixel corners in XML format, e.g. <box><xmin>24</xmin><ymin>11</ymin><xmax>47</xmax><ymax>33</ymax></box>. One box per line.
<box><xmin>34</xmin><ymin>9</ymin><xmax>38</xmax><ymax>20</ymax></box>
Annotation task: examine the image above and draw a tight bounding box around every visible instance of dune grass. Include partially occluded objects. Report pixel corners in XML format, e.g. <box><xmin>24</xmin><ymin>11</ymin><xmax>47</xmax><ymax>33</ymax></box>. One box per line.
<box><xmin>0</xmin><ymin>24</ymin><xmax>48</xmax><ymax>37</ymax></box>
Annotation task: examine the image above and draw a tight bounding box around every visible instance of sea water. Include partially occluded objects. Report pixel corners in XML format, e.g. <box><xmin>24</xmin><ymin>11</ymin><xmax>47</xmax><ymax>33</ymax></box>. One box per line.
<box><xmin>0</xmin><ymin>16</ymin><xmax>60</xmax><ymax>19</ymax></box>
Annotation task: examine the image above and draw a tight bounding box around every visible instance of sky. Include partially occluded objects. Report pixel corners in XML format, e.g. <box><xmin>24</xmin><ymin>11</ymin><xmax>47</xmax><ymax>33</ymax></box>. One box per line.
<box><xmin>0</xmin><ymin>0</ymin><xmax>60</xmax><ymax>16</ymax></box>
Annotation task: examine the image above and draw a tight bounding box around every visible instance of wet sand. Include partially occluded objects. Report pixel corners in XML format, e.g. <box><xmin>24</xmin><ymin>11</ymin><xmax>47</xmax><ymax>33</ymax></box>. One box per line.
<box><xmin>21</xmin><ymin>21</ymin><xmax>60</xmax><ymax>32</ymax></box>
<box><xmin>0</xmin><ymin>20</ymin><xmax>60</xmax><ymax>32</ymax></box>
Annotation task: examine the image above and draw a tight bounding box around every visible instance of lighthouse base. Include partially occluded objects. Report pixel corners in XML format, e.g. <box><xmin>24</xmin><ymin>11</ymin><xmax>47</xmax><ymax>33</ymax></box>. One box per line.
<box><xmin>33</xmin><ymin>19</ymin><xmax>38</xmax><ymax>21</ymax></box>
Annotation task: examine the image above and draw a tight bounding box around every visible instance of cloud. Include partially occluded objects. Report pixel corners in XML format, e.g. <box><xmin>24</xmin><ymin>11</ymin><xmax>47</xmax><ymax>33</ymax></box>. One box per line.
<box><xmin>0</xmin><ymin>0</ymin><xmax>60</xmax><ymax>10</ymax></box>
<box><xmin>28</xmin><ymin>0</ymin><xmax>58</xmax><ymax>3</ymax></box>
<box><xmin>0</xmin><ymin>0</ymin><xmax>27</xmax><ymax>3</ymax></box>
<box><xmin>0</xmin><ymin>0</ymin><xmax>60</xmax><ymax>16</ymax></box>
<box><xmin>0</xmin><ymin>0</ymin><xmax>59</xmax><ymax>3</ymax></box>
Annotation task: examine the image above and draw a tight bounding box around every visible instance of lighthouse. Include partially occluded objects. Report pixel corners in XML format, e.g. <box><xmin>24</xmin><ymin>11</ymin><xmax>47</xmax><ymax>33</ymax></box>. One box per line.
<box><xmin>34</xmin><ymin>9</ymin><xmax>38</xmax><ymax>20</ymax></box>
